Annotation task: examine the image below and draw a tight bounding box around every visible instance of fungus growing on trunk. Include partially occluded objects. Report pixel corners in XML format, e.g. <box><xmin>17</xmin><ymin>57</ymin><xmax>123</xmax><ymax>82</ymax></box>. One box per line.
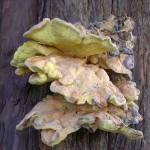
<box><xmin>10</xmin><ymin>15</ymin><xmax>143</xmax><ymax>147</ymax></box>
<box><xmin>16</xmin><ymin>95</ymin><xmax>143</xmax><ymax>146</ymax></box>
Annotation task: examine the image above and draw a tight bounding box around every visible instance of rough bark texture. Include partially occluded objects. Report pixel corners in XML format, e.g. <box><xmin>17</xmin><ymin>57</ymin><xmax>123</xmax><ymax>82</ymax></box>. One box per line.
<box><xmin>0</xmin><ymin>0</ymin><xmax>149</xmax><ymax>150</ymax></box>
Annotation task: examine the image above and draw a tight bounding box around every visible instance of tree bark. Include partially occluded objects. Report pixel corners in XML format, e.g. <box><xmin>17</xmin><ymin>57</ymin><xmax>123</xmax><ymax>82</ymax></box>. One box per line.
<box><xmin>0</xmin><ymin>0</ymin><xmax>149</xmax><ymax>150</ymax></box>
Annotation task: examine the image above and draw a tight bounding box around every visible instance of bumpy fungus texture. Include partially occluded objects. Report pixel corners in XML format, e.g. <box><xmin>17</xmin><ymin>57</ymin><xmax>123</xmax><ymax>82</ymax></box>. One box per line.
<box><xmin>23</xmin><ymin>54</ymin><xmax>126</xmax><ymax>106</ymax></box>
<box><xmin>10</xmin><ymin>41</ymin><xmax>61</xmax><ymax>75</ymax></box>
<box><xmin>25</xmin><ymin>55</ymin><xmax>86</xmax><ymax>85</ymax></box>
<box><xmin>90</xmin><ymin>53</ymin><xmax>132</xmax><ymax>78</ymax></box>
<box><xmin>114</xmin><ymin>81</ymin><xmax>140</xmax><ymax>103</ymax></box>
<box><xmin>11</xmin><ymin>15</ymin><xmax>143</xmax><ymax>146</ymax></box>
<box><xmin>50</xmin><ymin>64</ymin><xmax>126</xmax><ymax>107</ymax></box>
<box><xmin>89</xmin><ymin>15</ymin><xmax>136</xmax><ymax>79</ymax></box>
<box><xmin>16</xmin><ymin>95</ymin><xmax>143</xmax><ymax>146</ymax></box>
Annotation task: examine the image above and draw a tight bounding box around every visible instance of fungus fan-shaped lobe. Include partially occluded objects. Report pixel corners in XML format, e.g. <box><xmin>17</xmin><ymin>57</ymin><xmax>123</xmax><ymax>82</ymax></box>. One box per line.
<box><xmin>25</xmin><ymin>54</ymin><xmax>86</xmax><ymax>85</ymax></box>
<box><xmin>23</xmin><ymin>54</ymin><xmax>127</xmax><ymax>107</ymax></box>
<box><xmin>10</xmin><ymin>41</ymin><xmax>61</xmax><ymax>68</ymax></box>
<box><xmin>15</xmin><ymin>95</ymin><xmax>103</xmax><ymax>145</ymax></box>
<box><xmin>23</xmin><ymin>18</ymin><xmax>117</xmax><ymax>57</ymax></box>
<box><xmin>105</xmin><ymin>56</ymin><xmax>132</xmax><ymax>78</ymax></box>
<box><xmin>89</xmin><ymin>53</ymin><xmax>132</xmax><ymax>78</ymax></box>
<box><xmin>15</xmin><ymin>95</ymin><xmax>121</xmax><ymax>146</ymax></box>
<box><xmin>16</xmin><ymin>95</ymin><xmax>143</xmax><ymax>146</ymax></box>
<box><xmin>50</xmin><ymin>64</ymin><xmax>126</xmax><ymax>107</ymax></box>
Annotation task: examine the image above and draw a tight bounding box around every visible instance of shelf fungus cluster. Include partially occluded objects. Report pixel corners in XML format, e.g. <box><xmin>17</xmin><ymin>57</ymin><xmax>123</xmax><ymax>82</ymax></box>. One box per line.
<box><xmin>11</xmin><ymin>15</ymin><xmax>143</xmax><ymax>146</ymax></box>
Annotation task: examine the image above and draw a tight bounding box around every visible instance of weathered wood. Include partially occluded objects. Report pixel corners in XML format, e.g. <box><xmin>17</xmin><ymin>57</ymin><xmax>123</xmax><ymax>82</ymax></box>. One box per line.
<box><xmin>0</xmin><ymin>0</ymin><xmax>149</xmax><ymax>150</ymax></box>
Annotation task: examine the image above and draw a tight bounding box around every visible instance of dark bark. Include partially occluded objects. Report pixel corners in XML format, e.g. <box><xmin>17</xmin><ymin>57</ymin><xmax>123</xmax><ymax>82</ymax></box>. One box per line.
<box><xmin>0</xmin><ymin>0</ymin><xmax>149</xmax><ymax>150</ymax></box>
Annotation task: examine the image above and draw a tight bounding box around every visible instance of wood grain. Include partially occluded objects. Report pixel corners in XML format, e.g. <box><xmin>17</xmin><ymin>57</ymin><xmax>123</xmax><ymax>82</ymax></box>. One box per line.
<box><xmin>0</xmin><ymin>0</ymin><xmax>149</xmax><ymax>149</ymax></box>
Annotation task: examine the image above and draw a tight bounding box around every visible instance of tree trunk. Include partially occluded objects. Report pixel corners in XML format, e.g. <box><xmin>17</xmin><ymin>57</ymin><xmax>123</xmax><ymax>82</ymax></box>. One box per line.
<box><xmin>0</xmin><ymin>0</ymin><xmax>149</xmax><ymax>150</ymax></box>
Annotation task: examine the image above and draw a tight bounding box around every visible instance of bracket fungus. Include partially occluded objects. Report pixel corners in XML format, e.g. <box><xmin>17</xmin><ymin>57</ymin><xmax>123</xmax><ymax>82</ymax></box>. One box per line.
<box><xmin>10</xmin><ymin>15</ymin><xmax>143</xmax><ymax>146</ymax></box>
<box><xmin>10</xmin><ymin>41</ymin><xmax>61</xmax><ymax>75</ymax></box>
<box><xmin>10</xmin><ymin>41</ymin><xmax>60</xmax><ymax>68</ymax></box>
<box><xmin>25</xmin><ymin>54</ymin><xmax>86</xmax><ymax>85</ymax></box>
<box><xmin>16</xmin><ymin>95</ymin><xmax>143</xmax><ymax>146</ymax></box>
<box><xmin>50</xmin><ymin>64</ymin><xmax>126</xmax><ymax>107</ymax></box>
<box><xmin>23</xmin><ymin>18</ymin><xmax>117</xmax><ymax>57</ymax></box>
<box><xmin>89</xmin><ymin>15</ymin><xmax>136</xmax><ymax>79</ymax></box>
